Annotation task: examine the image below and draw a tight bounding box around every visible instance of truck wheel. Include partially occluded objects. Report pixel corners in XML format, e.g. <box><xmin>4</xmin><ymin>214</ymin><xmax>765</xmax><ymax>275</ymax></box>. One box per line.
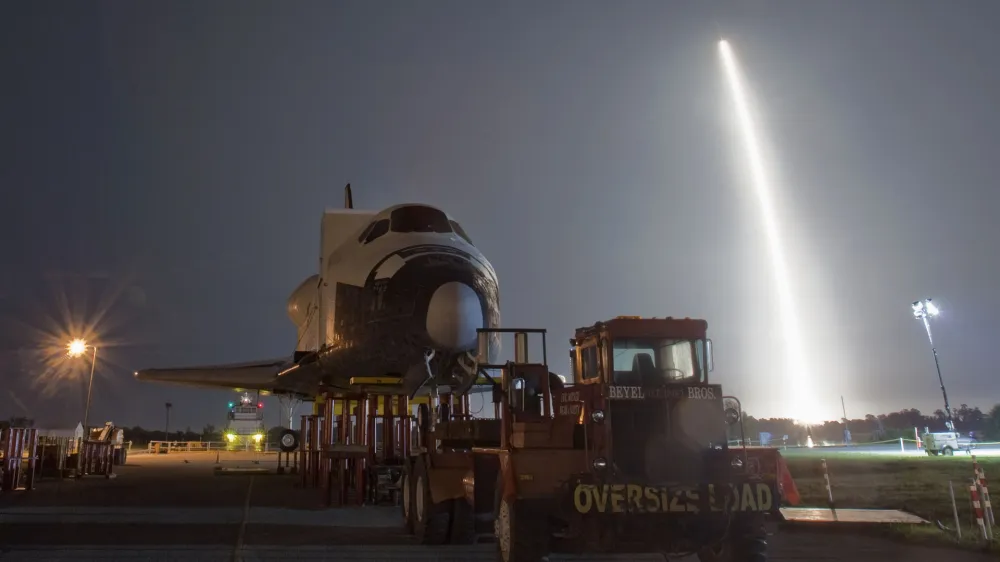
<box><xmin>402</xmin><ymin>461</ymin><xmax>415</xmax><ymax>533</ymax></box>
<box><xmin>698</xmin><ymin>517</ymin><xmax>767</xmax><ymax>562</ymax></box>
<box><xmin>942</xmin><ymin>446</ymin><xmax>954</xmax><ymax>456</ymax></box>
<box><xmin>495</xmin><ymin>496</ymin><xmax>547</xmax><ymax>562</ymax></box>
<box><xmin>414</xmin><ymin>459</ymin><xmax>451</xmax><ymax>544</ymax></box>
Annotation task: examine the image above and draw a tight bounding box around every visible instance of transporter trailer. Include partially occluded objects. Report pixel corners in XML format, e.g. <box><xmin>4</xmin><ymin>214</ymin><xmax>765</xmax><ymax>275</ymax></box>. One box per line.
<box><xmin>401</xmin><ymin>317</ymin><xmax>789</xmax><ymax>562</ymax></box>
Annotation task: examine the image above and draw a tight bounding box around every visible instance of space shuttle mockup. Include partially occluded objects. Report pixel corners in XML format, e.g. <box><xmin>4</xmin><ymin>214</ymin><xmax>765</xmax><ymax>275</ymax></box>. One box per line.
<box><xmin>135</xmin><ymin>185</ymin><xmax>500</xmax><ymax>398</ymax></box>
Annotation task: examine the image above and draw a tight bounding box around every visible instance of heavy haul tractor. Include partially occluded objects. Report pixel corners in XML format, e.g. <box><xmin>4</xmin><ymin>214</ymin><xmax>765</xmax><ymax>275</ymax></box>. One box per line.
<box><xmin>401</xmin><ymin>317</ymin><xmax>788</xmax><ymax>562</ymax></box>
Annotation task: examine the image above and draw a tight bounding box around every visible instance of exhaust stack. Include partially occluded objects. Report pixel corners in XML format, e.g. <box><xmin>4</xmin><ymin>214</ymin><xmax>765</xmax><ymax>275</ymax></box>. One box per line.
<box><xmin>514</xmin><ymin>332</ymin><xmax>529</xmax><ymax>364</ymax></box>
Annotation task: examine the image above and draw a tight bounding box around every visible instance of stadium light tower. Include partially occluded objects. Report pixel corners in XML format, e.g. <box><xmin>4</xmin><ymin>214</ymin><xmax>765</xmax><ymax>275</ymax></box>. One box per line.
<box><xmin>911</xmin><ymin>298</ymin><xmax>954</xmax><ymax>432</ymax></box>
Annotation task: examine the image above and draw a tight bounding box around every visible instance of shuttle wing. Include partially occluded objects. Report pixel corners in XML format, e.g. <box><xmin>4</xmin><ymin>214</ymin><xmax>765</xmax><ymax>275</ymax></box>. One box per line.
<box><xmin>134</xmin><ymin>357</ymin><xmax>293</xmax><ymax>392</ymax></box>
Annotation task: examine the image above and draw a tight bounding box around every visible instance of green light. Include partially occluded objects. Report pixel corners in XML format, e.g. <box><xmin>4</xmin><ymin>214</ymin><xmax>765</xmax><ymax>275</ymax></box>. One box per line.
<box><xmin>228</xmin><ymin>402</ymin><xmax>234</xmax><ymax>408</ymax></box>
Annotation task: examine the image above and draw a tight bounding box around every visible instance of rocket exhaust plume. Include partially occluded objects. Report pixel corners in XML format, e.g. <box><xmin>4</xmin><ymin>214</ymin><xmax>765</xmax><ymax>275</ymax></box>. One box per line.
<box><xmin>718</xmin><ymin>39</ymin><xmax>818</xmax><ymax>424</ymax></box>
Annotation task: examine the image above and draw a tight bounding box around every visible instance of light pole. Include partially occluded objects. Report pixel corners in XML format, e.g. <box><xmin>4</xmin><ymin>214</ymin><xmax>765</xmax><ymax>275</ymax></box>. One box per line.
<box><xmin>911</xmin><ymin>298</ymin><xmax>954</xmax><ymax>432</ymax></box>
<box><xmin>67</xmin><ymin>339</ymin><xmax>98</xmax><ymax>433</ymax></box>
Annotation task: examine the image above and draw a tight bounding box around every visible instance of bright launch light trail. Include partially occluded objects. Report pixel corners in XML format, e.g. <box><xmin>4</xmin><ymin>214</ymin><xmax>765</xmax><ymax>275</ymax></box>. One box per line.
<box><xmin>718</xmin><ymin>39</ymin><xmax>819</xmax><ymax>423</ymax></box>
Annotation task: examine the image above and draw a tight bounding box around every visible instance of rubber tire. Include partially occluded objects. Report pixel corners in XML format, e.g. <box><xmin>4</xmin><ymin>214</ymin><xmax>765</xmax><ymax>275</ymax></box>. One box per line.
<box><xmin>943</xmin><ymin>446</ymin><xmax>954</xmax><ymax>456</ymax></box>
<box><xmin>697</xmin><ymin>516</ymin><xmax>768</xmax><ymax>562</ymax></box>
<box><xmin>451</xmin><ymin>497</ymin><xmax>477</xmax><ymax>544</ymax></box>
<box><xmin>495</xmin><ymin>496</ymin><xmax>548</xmax><ymax>562</ymax></box>
<box><xmin>413</xmin><ymin>457</ymin><xmax>452</xmax><ymax>545</ymax></box>
<box><xmin>278</xmin><ymin>429</ymin><xmax>300</xmax><ymax>453</ymax></box>
<box><xmin>402</xmin><ymin>461</ymin><xmax>415</xmax><ymax>533</ymax></box>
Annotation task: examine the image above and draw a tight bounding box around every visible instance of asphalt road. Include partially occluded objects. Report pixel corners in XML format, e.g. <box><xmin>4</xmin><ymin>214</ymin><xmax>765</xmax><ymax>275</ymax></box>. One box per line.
<box><xmin>0</xmin><ymin>451</ymin><xmax>993</xmax><ymax>561</ymax></box>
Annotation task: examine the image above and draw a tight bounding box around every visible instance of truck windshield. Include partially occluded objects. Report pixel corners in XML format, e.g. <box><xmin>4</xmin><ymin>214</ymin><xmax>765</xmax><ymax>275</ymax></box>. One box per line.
<box><xmin>611</xmin><ymin>338</ymin><xmax>705</xmax><ymax>385</ymax></box>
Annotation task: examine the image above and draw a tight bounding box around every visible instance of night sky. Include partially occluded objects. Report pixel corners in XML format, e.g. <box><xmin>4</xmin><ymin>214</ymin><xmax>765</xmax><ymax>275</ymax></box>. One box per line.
<box><xmin>3</xmin><ymin>1</ymin><xmax>999</xmax><ymax>431</ymax></box>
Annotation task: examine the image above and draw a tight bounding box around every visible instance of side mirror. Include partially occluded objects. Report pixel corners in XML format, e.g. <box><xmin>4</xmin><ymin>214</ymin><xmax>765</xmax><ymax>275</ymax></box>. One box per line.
<box><xmin>706</xmin><ymin>339</ymin><xmax>715</xmax><ymax>372</ymax></box>
<box><xmin>725</xmin><ymin>407</ymin><xmax>741</xmax><ymax>426</ymax></box>
<box><xmin>723</xmin><ymin>396</ymin><xmax>742</xmax><ymax>426</ymax></box>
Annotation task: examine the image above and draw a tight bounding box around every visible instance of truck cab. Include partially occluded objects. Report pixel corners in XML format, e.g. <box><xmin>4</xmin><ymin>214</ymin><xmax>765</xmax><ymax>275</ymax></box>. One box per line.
<box><xmin>570</xmin><ymin>316</ymin><xmax>712</xmax><ymax>386</ymax></box>
<box><xmin>223</xmin><ymin>394</ymin><xmax>266</xmax><ymax>451</ymax></box>
<box><xmin>562</xmin><ymin>317</ymin><xmax>736</xmax><ymax>483</ymax></box>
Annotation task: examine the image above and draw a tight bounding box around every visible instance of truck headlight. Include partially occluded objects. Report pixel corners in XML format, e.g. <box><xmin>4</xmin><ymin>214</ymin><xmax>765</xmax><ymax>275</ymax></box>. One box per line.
<box><xmin>592</xmin><ymin>457</ymin><xmax>608</xmax><ymax>471</ymax></box>
<box><xmin>591</xmin><ymin>410</ymin><xmax>605</xmax><ymax>423</ymax></box>
<box><xmin>731</xmin><ymin>457</ymin><xmax>744</xmax><ymax>469</ymax></box>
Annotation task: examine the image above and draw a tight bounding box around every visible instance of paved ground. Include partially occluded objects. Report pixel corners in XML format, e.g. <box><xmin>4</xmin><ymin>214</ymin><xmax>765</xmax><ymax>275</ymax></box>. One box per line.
<box><xmin>0</xmin><ymin>451</ymin><xmax>993</xmax><ymax>561</ymax></box>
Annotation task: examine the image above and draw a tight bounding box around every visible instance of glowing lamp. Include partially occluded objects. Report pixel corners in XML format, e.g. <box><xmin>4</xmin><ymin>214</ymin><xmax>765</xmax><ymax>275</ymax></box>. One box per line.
<box><xmin>67</xmin><ymin>338</ymin><xmax>88</xmax><ymax>357</ymax></box>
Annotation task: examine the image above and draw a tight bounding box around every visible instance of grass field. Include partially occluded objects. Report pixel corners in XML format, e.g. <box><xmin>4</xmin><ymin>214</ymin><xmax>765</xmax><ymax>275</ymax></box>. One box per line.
<box><xmin>783</xmin><ymin>451</ymin><xmax>999</xmax><ymax>551</ymax></box>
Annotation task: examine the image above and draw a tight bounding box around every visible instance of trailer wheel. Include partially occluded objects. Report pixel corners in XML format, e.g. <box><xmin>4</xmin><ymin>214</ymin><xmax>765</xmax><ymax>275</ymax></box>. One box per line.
<box><xmin>278</xmin><ymin>429</ymin><xmax>299</xmax><ymax>453</ymax></box>
<box><xmin>698</xmin><ymin>516</ymin><xmax>767</xmax><ymax>562</ymax></box>
<box><xmin>495</xmin><ymin>496</ymin><xmax>547</xmax><ymax>562</ymax></box>
<box><xmin>402</xmin><ymin>461</ymin><xmax>415</xmax><ymax>533</ymax></box>
<box><xmin>942</xmin><ymin>446</ymin><xmax>954</xmax><ymax>456</ymax></box>
<box><xmin>413</xmin><ymin>458</ymin><xmax>451</xmax><ymax>544</ymax></box>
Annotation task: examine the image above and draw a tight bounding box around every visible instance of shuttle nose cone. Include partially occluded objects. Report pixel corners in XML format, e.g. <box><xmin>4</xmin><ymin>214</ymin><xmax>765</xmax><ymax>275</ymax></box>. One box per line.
<box><xmin>425</xmin><ymin>281</ymin><xmax>484</xmax><ymax>350</ymax></box>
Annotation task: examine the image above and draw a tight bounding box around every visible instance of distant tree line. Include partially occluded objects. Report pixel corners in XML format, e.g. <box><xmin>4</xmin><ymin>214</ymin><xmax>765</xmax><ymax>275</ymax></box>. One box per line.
<box><xmin>737</xmin><ymin>403</ymin><xmax>1000</xmax><ymax>445</ymax></box>
<box><xmin>3</xmin><ymin>403</ymin><xmax>1000</xmax><ymax>446</ymax></box>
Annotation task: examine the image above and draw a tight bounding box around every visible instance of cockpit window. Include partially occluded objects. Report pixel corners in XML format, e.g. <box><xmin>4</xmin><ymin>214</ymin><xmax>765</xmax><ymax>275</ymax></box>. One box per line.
<box><xmin>450</xmin><ymin>220</ymin><xmax>473</xmax><ymax>244</ymax></box>
<box><xmin>357</xmin><ymin>221</ymin><xmax>376</xmax><ymax>243</ymax></box>
<box><xmin>390</xmin><ymin>205</ymin><xmax>452</xmax><ymax>234</ymax></box>
<box><xmin>363</xmin><ymin>219</ymin><xmax>389</xmax><ymax>244</ymax></box>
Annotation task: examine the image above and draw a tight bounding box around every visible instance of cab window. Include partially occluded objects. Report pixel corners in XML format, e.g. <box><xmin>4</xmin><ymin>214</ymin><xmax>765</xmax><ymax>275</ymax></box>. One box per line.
<box><xmin>390</xmin><ymin>205</ymin><xmax>452</xmax><ymax>234</ymax></box>
<box><xmin>357</xmin><ymin>221</ymin><xmax>376</xmax><ymax>243</ymax></box>
<box><xmin>611</xmin><ymin>338</ymin><xmax>703</xmax><ymax>385</ymax></box>
<box><xmin>580</xmin><ymin>344</ymin><xmax>599</xmax><ymax>380</ymax></box>
<box><xmin>363</xmin><ymin>219</ymin><xmax>389</xmax><ymax>244</ymax></box>
<box><xmin>450</xmin><ymin>220</ymin><xmax>473</xmax><ymax>244</ymax></box>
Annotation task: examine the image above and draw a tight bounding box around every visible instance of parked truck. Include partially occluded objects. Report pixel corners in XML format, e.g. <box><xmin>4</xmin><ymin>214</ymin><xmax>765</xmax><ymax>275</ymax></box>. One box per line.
<box><xmin>922</xmin><ymin>431</ymin><xmax>975</xmax><ymax>456</ymax></box>
<box><xmin>223</xmin><ymin>393</ymin><xmax>266</xmax><ymax>451</ymax></box>
<box><xmin>401</xmin><ymin>317</ymin><xmax>789</xmax><ymax>561</ymax></box>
